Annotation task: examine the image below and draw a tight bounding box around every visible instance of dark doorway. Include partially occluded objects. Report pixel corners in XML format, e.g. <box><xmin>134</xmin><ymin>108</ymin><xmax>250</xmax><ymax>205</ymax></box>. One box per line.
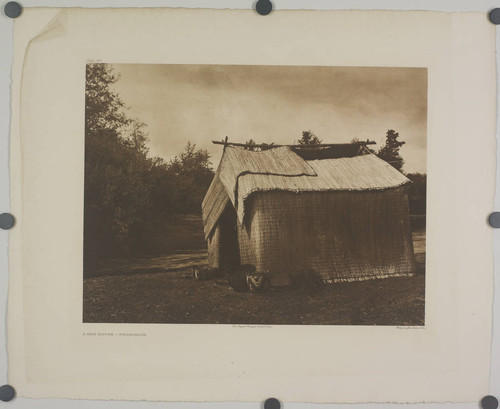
<box><xmin>218</xmin><ymin>204</ymin><xmax>241</xmax><ymax>268</ymax></box>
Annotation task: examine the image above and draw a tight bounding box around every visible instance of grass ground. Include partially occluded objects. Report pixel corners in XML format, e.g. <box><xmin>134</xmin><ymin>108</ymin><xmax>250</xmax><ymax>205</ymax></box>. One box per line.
<box><xmin>83</xmin><ymin>230</ymin><xmax>425</xmax><ymax>325</ymax></box>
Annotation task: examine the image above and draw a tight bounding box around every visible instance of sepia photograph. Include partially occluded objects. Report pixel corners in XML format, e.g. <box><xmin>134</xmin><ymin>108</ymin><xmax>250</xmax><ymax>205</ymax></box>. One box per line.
<box><xmin>7</xmin><ymin>7</ymin><xmax>494</xmax><ymax>402</ymax></box>
<box><xmin>83</xmin><ymin>63</ymin><xmax>427</xmax><ymax>325</ymax></box>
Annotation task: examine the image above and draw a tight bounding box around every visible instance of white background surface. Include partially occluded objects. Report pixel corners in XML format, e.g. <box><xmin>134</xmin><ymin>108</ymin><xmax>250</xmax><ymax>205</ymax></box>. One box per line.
<box><xmin>0</xmin><ymin>1</ymin><xmax>499</xmax><ymax>408</ymax></box>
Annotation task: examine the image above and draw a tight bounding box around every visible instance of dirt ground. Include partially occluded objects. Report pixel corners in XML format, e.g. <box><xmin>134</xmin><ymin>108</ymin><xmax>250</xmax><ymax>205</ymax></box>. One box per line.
<box><xmin>83</xmin><ymin>230</ymin><xmax>425</xmax><ymax>325</ymax></box>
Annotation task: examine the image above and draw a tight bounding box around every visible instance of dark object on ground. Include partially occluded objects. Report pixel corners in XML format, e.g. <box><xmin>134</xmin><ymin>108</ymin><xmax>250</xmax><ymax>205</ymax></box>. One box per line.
<box><xmin>289</xmin><ymin>269</ymin><xmax>324</xmax><ymax>292</ymax></box>
<box><xmin>246</xmin><ymin>273</ymin><xmax>269</xmax><ymax>293</ymax></box>
<box><xmin>226</xmin><ymin>264</ymin><xmax>256</xmax><ymax>292</ymax></box>
<box><xmin>192</xmin><ymin>266</ymin><xmax>223</xmax><ymax>281</ymax></box>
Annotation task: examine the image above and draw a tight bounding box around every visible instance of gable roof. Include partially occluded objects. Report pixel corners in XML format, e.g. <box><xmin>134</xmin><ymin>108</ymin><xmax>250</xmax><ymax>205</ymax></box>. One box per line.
<box><xmin>219</xmin><ymin>146</ymin><xmax>317</xmax><ymax>206</ymax></box>
<box><xmin>236</xmin><ymin>154</ymin><xmax>410</xmax><ymax>221</ymax></box>
<box><xmin>201</xmin><ymin>146</ymin><xmax>410</xmax><ymax>238</ymax></box>
<box><xmin>202</xmin><ymin>146</ymin><xmax>316</xmax><ymax>238</ymax></box>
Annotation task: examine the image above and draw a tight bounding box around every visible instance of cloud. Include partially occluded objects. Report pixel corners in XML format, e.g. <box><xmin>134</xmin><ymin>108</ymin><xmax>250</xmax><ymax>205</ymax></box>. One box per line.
<box><xmin>111</xmin><ymin>64</ymin><xmax>427</xmax><ymax>173</ymax></box>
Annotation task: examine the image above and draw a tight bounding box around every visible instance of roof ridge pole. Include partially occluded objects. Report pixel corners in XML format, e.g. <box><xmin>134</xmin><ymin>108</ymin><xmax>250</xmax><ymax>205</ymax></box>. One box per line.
<box><xmin>211</xmin><ymin>140</ymin><xmax>377</xmax><ymax>148</ymax></box>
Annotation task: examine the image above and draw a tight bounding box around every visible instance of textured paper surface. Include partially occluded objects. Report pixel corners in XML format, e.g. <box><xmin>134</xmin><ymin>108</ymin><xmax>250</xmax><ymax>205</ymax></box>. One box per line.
<box><xmin>7</xmin><ymin>8</ymin><xmax>495</xmax><ymax>402</ymax></box>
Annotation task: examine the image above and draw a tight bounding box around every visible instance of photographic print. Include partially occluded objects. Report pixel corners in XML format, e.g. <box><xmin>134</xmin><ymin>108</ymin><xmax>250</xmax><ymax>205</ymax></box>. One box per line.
<box><xmin>9</xmin><ymin>8</ymin><xmax>495</xmax><ymax>402</ymax></box>
<box><xmin>83</xmin><ymin>63</ymin><xmax>427</xmax><ymax>325</ymax></box>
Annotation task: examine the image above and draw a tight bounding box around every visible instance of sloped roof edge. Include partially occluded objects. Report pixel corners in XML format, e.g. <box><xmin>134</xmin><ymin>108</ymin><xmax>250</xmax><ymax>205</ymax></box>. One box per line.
<box><xmin>201</xmin><ymin>147</ymin><xmax>411</xmax><ymax>237</ymax></box>
<box><xmin>202</xmin><ymin>146</ymin><xmax>318</xmax><ymax>238</ymax></box>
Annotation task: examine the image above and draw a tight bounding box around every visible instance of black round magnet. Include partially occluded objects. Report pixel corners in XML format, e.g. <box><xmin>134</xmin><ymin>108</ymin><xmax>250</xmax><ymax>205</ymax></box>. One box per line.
<box><xmin>264</xmin><ymin>397</ymin><xmax>281</xmax><ymax>409</ymax></box>
<box><xmin>489</xmin><ymin>8</ymin><xmax>500</xmax><ymax>24</ymax></box>
<box><xmin>256</xmin><ymin>0</ymin><xmax>272</xmax><ymax>16</ymax></box>
<box><xmin>0</xmin><ymin>213</ymin><xmax>15</xmax><ymax>230</ymax></box>
<box><xmin>0</xmin><ymin>385</ymin><xmax>15</xmax><ymax>402</ymax></box>
<box><xmin>481</xmin><ymin>395</ymin><xmax>499</xmax><ymax>409</ymax></box>
<box><xmin>488</xmin><ymin>212</ymin><xmax>500</xmax><ymax>228</ymax></box>
<box><xmin>4</xmin><ymin>1</ymin><xmax>22</xmax><ymax>18</ymax></box>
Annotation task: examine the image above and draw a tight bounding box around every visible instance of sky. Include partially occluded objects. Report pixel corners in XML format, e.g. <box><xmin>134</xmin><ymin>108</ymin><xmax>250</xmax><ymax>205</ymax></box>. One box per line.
<box><xmin>111</xmin><ymin>64</ymin><xmax>427</xmax><ymax>174</ymax></box>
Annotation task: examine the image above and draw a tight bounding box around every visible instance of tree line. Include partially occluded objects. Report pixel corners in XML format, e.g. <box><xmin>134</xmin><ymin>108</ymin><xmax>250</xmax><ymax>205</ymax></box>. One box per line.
<box><xmin>84</xmin><ymin>64</ymin><xmax>214</xmax><ymax>265</ymax></box>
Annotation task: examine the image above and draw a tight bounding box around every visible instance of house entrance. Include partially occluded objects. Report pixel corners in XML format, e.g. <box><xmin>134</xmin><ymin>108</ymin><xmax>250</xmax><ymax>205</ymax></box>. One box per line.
<box><xmin>218</xmin><ymin>204</ymin><xmax>241</xmax><ymax>269</ymax></box>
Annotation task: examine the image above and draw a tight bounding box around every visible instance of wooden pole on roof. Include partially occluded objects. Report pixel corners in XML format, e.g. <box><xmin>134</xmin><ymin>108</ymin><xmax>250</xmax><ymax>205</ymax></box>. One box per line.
<box><xmin>222</xmin><ymin>136</ymin><xmax>229</xmax><ymax>152</ymax></box>
<box><xmin>212</xmin><ymin>140</ymin><xmax>377</xmax><ymax>148</ymax></box>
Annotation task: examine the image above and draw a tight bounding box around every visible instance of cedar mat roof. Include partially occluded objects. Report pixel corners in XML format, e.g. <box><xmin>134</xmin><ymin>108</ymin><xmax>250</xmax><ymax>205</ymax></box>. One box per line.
<box><xmin>236</xmin><ymin>153</ymin><xmax>410</xmax><ymax>221</ymax></box>
<box><xmin>219</xmin><ymin>146</ymin><xmax>317</xmax><ymax>205</ymax></box>
<box><xmin>202</xmin><ymin>146</ymin><xmax>410</xmax><ymax>238</ymax></box>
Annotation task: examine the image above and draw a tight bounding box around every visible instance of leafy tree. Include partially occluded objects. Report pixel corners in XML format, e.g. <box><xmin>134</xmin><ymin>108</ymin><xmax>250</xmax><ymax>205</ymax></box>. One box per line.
<box><xmin>244</xmin><ymin>139</ymin><xmax>275</xmax><ymax>151</ymax></box>
<box><xmin>406</xmin><ymin>173</ymin><xmax>427</xmax><ymax>215</ymax></box>
<box><xmin>84</xmin><ymin>64</ymin><xmax>154</xmax><ymax>262</ymax></box>
<box><xmin>297</xmin><ymin>130</ymin><xmax>322</xmax><ymax>145</ymax></box>
<box><xmin>167</xmin><ymin>142</ymin><xmax>214</xmax><ymax>213</ymax></box>
<box><xmin>85</xmin><ymin>64</ymin><xmax>131</xmax><ymax>137</ymax></box>
<box><xmin>377</xmin><ymin>129</ymin><xmax>405</xmax><ymax>171</ymax></box>
<box><xmin>244</xmin><ymin>139</ymin><xmax>257</xmax><ymax>150</ymax></box>
<box><xmin>169</xmin><ymin>142</ymin><xmax>212</xmax><ymax>176</ymax></box>
<box><xmin>84</xmin><ymin>64</ymin><xmax>215</xmax><ymax>266</ymax></box>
